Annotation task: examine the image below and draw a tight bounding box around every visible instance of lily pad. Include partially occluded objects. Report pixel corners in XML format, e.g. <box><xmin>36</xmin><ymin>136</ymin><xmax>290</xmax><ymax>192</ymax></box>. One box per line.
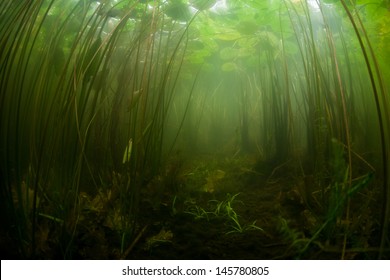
<box><xmin>236</xmin><ymin>19</ymin><xmax>259</xmax><ymax>35</ymax></box>
<box><xmin>221</xmin><ymin>62</ymin><xmax>237</xmax><ymax>72</ymax></box>
<box><xmin>219</xmin><ymin>47</ymin><xmax>237</xmax><ymax>60</ymax></box>
<box><xmin>190</xmin><ymin>0</ymin><xmax>217</xmax><ymax>10</ymax></box>
<box><xmin>214</xmin><ymin>31</ymin><xmax>242</xmax><ymax>41</ymax></box>
<box><xmin>164</xmin><ymin>0</ymin><xmax>192</xmax><ymax>21</ymax></box>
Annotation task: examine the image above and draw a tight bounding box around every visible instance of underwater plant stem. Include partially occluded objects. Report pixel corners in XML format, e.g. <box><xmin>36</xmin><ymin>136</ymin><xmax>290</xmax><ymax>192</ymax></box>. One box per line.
<box><xmin>340</xmin><ymin>0</ymin><xmax>390</xmax><ymax>259</ymax></box>
<box><xmin>121</xmin><ymin>225</ymin><xmax>148</xmax><ymax>260</ymax></box>
<box><xmin>167</xmin><ymin>64</ymin><xmax>200</xmax><ymax>156</ymax></box>
<box><xmin>318</xmin><ymin>3</ymin><xmax>353</xmax><ymax>259</ymax></box>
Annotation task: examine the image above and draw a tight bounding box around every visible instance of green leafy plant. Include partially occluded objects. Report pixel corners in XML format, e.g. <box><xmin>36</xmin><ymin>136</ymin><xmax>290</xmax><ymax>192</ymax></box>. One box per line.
<box><xmin>222</xmin><ymin>193</ymin><xmax>264</xmax><ymax>234</ymax></box>
<box><xmin>185</xmin><ymin>193</ymin><xmax>265</xmax><ymax>234</ymax></box>
<box><xmin>184</xmin><ymin>204</ymin><xmax>211</xmax><ymax>221</ymax></box>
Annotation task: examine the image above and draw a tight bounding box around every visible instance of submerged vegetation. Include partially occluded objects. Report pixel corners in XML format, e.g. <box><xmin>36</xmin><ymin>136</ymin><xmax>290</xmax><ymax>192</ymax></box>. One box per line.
<box><xmin>0</xmin><ymin>0</ymin><xmax>389</xmax><ymax>259</ymax></box>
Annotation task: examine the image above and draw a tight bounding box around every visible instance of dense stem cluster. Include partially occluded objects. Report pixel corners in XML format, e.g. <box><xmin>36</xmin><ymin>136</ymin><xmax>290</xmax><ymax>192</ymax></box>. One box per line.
<box><xmin>0</xmin><ymin>0</ymin><xmax>388</xmax><ymax>259</ymax></box>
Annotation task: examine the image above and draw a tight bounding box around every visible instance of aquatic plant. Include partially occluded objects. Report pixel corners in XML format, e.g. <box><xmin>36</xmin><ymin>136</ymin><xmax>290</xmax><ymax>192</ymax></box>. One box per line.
<box><xmin>220</xmin><ymin>193</ymin><xmax>264</xmax><ymax>234</ymax></box>
<box><xmin>184</xmin><ymin>204</ymin><xmax>211</xmax><ymax>221</ymax></box>
<box><xmin>184</xmin><ymin>193</ymin><xmax>265</xmax><ymax>235</ymax></box>
<box><xmin>1</xmin><ymin>0</ymin><xmax>389</xmax><ymax>259</ymax></box>
<box><xmin>0</xmin><ymin>0</ymin><xmax>197</xmax><ymax>258</ymax></box>
<box><xmin>338</xmin><ymin>0</ymin><xmax>390</xmax><ymax>260</ymax></box>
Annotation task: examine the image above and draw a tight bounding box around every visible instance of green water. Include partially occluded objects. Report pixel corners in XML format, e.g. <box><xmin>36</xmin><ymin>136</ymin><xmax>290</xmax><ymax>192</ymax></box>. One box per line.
<box><xmin>0</xmin><ymin>0</ymin><xmax>389</xmax><ymax>259</ymax></box>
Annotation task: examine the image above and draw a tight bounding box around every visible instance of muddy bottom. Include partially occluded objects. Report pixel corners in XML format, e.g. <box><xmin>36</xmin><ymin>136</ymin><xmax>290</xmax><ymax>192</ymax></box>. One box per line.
<box><xmin>1</xmin><ymin>156</ymin><xmax>383</xmax><ymax>260</ymax></box>
<box><xmin>129</xmin><ymin>187</ymin><xmax>289</xmax><ymax>260</ymax></box>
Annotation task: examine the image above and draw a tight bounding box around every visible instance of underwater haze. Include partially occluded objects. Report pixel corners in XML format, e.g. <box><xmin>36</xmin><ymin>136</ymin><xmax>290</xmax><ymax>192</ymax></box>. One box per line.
<box><xmin>1</xmin><ymin>0</ymin><xmax>390</xmax><ymax>259</ymax></box>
